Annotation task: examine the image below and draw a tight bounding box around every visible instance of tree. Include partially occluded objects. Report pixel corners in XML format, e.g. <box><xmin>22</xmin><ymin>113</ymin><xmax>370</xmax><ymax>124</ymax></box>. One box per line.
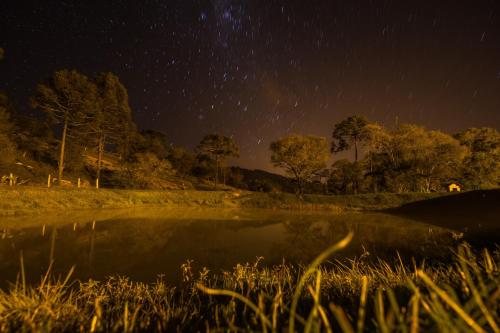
<box><xmin>455</xmin><ymin>127</ymin><xmax>499</xmax><ymax>153</ymax></box>
<box><xmin>270</xmin><ymin>135</ymin><xmax>329</xmax><ymax>195</ymax></box>
<box><xmin>328</xmin><ymin>159</ymin><xmax>365</xmax><ymax>194</ymax></box>
<box><xmin>31</xmin><ymin>69</ymin><xmax>98</xmax><ymax>184</ymax></box>
<box><xmin>0</xmin><ymin>50</ymin><xmax>16</xmax><ymax>170</ymax></box>
<box><xmin>455</xmin><ymin>127</ymin><xmax>500</xmax><ymax>189</ymax></box>
<box><xmin>138</xmin><ymin>130</ymin><xmax>170</xmax><ymax>159</ymax></box>
<box><xmin>331</xmin><ymin>115</ymin><xmax>370</xmax><ymax>161</ymax></box>
<box><xmin>89</xmin><ymin>72</ymin><xmax>135</xmax><ymax>185</ymax></box>
<box><xmin>11</xmin><ymin>114</ymin><xmax>54</xmax><ymax>163</ymax></box>
<box><xmin>0</xmin><ymin>94</ymin><xmax>17</xmax><ymax>171</ymax></box>
<box><xmin>167</xmin><ymin>147</ymin><xmax>197</xmax><ymax>179</ymax></box>
<box><xmin>191</xmin><ymin>154</ymin><xmax>216</xmax><ymax>180</ymax></box>
<box><xmin>420</xmin><ymin>129</ymin><xmax>467</xmax><ymax>192</ymax></box>
<box><xmin>129</xmin><ymin>153</ymin><xmax>174</xmax><ymax>189</ymax></box>
<box><xmin>366</xmin><ymin>124</ymin><xmax>466</xmax><ymax>192</ymax></box>
<box><xmin>362</xmin><ymin>123</ymin><xmax>393</xmax><ymax>192</ymax></box>
<box><xmin>197</xmin><ymin>134</ymin><xmax>239</xmax><ymax>189</ymax></box>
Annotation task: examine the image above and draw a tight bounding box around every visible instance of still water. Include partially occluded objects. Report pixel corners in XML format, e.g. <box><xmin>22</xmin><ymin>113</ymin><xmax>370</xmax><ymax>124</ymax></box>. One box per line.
<box><xmin>0</xmin><ymin>208</ymin><xmax>458</xmax><ymax>287</ymax></box>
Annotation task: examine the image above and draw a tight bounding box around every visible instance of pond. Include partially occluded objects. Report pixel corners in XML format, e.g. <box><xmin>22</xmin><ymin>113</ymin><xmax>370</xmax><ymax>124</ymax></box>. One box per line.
<box><xmin>0</xmin><ymin>208</ymin><xmax>460</xmax><ymax>288</ymax></box>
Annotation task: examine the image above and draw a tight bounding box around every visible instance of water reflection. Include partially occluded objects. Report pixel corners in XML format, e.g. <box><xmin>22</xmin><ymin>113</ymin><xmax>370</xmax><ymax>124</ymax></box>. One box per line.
<box><xmin>0</xmin><ymin>209</ymin><xmax>458</xmax><ymax>288</ymax></box>
<box><xmin>276</xmin><ymin>215</ymin><xmax>456</xmax><ymax>263</ymax></box>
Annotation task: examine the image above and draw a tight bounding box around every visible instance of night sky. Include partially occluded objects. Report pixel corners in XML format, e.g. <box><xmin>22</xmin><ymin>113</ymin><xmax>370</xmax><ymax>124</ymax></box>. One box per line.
<box><xmin>1</xmin><ymin>1</ymin><xmax>500</xmax><ymax>170</ymax></box>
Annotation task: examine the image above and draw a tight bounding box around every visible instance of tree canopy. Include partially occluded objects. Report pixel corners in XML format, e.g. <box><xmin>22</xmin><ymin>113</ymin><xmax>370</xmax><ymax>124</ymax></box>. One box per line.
<box><xmin>331</xmin><ymin>115</ymin><xmax>369</xmax><ymax>161</ymax></box>
<box><xmin>355</xmin><ymin>124</ymin><xmax>467</xmax><ymax>192</ymax></box>
<box><xmin>197</xmin><ymin>134</ymin><xmax>239</xmax><ymax>189</ymax></box>
<box><xmin>0</xmin><ymin>59</ymin><xmax>496</xmax><ymax>196</ymax></box>
<box><xmin>0</xmin><ymin>94</ymin><xmax>16</xmax><ymax>170</ymax></box>
<box><xmin>89</xmin><ymin>72</ymin><xmax>135</xmax><ymax>183</ymax></box>
<box><xmin>328</xmin><ymin>159</ymin><xmax>365</xmax><ymax>194</ymax></box>
<box><xmin>0</xmin><ymin>50</ymin><xmax>15</xmax><ymax>169</ymax></box>
<box><xmin>455</xmin><ymin>127</ymin><xmax>500</xmax><ymax>189</ymax></box>
<box><xmin>137</xmin><ymin>130</ymin><xmax>170</xmax><ymax>160</ymax></box>
<box><xmin>270</xmin><ymin>135</ymin><xmax>329</xmax><ymax>194</ymax></box>
<box><xmin>31</xmin><ymin>69</ymin><xmax>98</xmax><ymax>184</ymax></box>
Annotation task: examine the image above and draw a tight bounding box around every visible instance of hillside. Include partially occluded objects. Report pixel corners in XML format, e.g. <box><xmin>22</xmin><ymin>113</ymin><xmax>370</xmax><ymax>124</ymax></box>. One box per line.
<box><xmin>387</xmin><ymin>189</ymin><xmax>500</xmax><ymax>244</ymax></box>
<box><xmin>230</xmin><ymin>167</ymin><xmax>329</xmax><ymax>193</ymax></box>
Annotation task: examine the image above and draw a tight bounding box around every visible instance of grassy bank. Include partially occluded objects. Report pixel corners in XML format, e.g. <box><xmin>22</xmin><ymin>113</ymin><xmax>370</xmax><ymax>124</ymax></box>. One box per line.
<box><xmin>0</xmin><ymin>237</ymin><xmax>497</xmax><ymax>332</ymax></box>
<box><xmin>239</xmin><ymin>191</ymin><xmax>446</xmax><ymax>211</ymax></box>
<box><xmin>0</xmin><ymin>186</ymin><xmax>446</xmax><ymax>216</ymax></box>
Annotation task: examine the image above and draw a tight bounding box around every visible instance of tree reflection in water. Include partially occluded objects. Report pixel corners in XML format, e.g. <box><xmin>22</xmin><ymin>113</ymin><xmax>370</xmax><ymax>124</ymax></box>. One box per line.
<box><xmin>276</xmin><ymin>215</ymin><xmax>457</xmax><ymax>264</ymax></box>
<box><xmin>0</xmin><ymin>210</ymin><xmax>460</xmax><ymax>289</ymax></box>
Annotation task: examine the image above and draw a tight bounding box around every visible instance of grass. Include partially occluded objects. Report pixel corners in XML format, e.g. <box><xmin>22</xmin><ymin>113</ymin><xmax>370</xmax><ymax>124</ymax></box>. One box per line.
<box><xmin>239</xmin><ymin>191</ymin><xmax>447</xmax><ymax>211</ymax></box>
<box><xmin>0</xmin><ymin>235</ymin><xmax>498</xmax><ymax>332</ymax></box>
<box><xmin>0</xmin><ymin>186</ymin><xmax>446</xmax><ymax>216</ymax></box>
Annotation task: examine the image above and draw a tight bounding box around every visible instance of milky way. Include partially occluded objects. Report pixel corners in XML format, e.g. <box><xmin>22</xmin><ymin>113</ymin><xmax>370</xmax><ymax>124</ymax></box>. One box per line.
<box><xmin>1</xmin><ymin>1</ymin><xmax>499</xmax><ymax>170</ymax></box>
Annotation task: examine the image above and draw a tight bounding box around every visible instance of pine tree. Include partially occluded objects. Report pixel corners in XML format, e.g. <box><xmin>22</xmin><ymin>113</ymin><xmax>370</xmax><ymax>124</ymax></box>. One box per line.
<box><xmin>197</xmin><ymin>134</ymin><xmax>239</xmax><ymax>189</ymax></box>
<box><xmin>86</xmin><ymin>72</ymin><xmax>135</xmax><ymax>185</ymax></box>
<box><xmin>31</xmin><ymin>69</ymin><xmax>98</xmax><ymax>185</ymax></box>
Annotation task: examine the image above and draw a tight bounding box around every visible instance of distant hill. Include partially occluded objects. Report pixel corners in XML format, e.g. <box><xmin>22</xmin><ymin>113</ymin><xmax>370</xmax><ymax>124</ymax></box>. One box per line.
<box><xmin>229</xmin><ymin>167</ymin><xmax>297</xmax><ymax>193</ymax></box>
<box><xmin>228</xmin><ymin>167</ymin><xmax>328</xmax><ymax>194</ymax></box>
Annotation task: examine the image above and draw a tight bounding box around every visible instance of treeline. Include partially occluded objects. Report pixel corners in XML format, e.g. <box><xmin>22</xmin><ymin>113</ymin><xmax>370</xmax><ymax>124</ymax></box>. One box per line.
<box><xmin>0</xmin><ymin>53</ymin><xmax>498</xmax><ymax>193</ymax></box>
<box><xmin>267</xmin><ymin>116</ymin><xmax>499</xmax><ymax>194</ymax></box>
<box><xmin>0</xmin><ymin>63</ymin><xmax>241</xmax><ymax>189</ymax></box>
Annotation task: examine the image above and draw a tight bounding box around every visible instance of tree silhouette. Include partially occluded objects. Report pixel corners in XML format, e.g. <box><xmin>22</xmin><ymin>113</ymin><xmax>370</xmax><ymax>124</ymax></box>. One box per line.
<box><xmin>88</xmin><ymin>72</ymin><xmax>134</xmax><ymax>185</ymax></box>
<box><xmin>455</xmin><ymin>127</ymin><xmax>500</xmax><ymax>189</ymax></box>
<box><xmin>331</xmin><ymin>115</ymin><xmax>369</xmax><ymax>161</ymax></box>
<box><xmin>31</xmin><ymin>69</ymin><xmax>98</xmax><ymax>185</ymax></box>
<box><xmin>197</xmin><ymin>134</ymin><xmax>239</xmax><ymax>190</ymax></box>
<box><xmin>0</xmin><ymin>94</ymin><xmax>16</xmax><ymax>170</ymax></box>
<box><xmin>270</xmin><ymin>135</ymin><xmax>329</xmax><ymax>195</ymax></box>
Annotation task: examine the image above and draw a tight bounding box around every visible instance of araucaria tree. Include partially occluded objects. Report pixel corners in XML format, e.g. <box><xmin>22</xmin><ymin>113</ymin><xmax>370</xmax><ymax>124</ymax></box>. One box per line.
<box><xmin>197</xmin><ymin>134</ymin><xmax>239</xmax><ymax>189</ymax></box>
<box><xmin>88</xmin><ymin>72</ymin><xmax>135</xmax><ymax>184</ymax></box>
<box><xmin>31</xmin><ymin>69</ymin><xmax>98</xmax><ymax>185</ymax></box>
<box><xmin>270</xmin><ymin>135</ymin><xmax>329</xmax><ymax>195</ymax></box>
<box><xmin>331</xmin><ymin>115</ymin><xmax>369</xmax><ymax>161</ymax></box>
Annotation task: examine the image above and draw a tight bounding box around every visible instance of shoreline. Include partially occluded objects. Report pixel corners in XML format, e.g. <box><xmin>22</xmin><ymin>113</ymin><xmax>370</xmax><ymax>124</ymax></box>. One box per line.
<box><xmin>0</xmin><ymin>186</ymin><xmax>447</xmax><ymax>216</ymax></box>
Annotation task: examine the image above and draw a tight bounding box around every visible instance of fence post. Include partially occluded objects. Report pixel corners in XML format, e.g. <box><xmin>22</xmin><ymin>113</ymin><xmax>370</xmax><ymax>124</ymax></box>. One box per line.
<box><xmin>47</xmin><ymin>174</ymin><xmax>51</xmax><ymax>188</ymax></box>
<box><xmin>9</xmin><ymin>173</ymin><xmax>13</xmax><ymax>187</ymax></box>
<box><xmin>95</xmin><ymin>178</ymin><xmax>99</xmax><ymax>189</ymax></box>
<box><xmin>78</xmin><ymin>178</ymin><xmax>81</xmax><ymax>188</ymax></box>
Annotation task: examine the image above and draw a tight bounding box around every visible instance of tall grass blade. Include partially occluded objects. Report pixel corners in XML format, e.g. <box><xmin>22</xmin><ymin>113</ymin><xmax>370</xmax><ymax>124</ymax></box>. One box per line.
<box><xmin>39</xmin><ymin>260</ymin><xmax>54</xmax><ymax>290</ymax></box>
<box><xmin>387</xmin><ymin>288</ymin><xmax>407</xmax><ymax>333</ymax></box>
<box><xmin>61</xmin><ymin>265</ymin><xmax>75</xmax><ymax>288</ymax></box>
<box><xmin>417</xmin><ymin>270</ymin><xmax>487</xmax><ymax>333</ymax></box>
<box><xmin>289</xmin><ymin>231</ymin><xmax>353</xmax><ymax>333</ymax></box>
<box><xmin>410</xmin><ymin>289</ymin><xmax>420</xmax><ymax>333</ymax></box>
<box><xmin>196</xmin><ymin>283</ymin><xmax>272</xmax><ymax>330</ymax></box>
<box><xmin>356</xmin><ymin>275</ymin><xmax>368</xmax><ymax>333</ymax></box>
<box><xmin>458</xmin><ymin>255</ymin><xmax>499</xmax><ymax>333</ymax></box>
<box><xmin>375</xmin><ymin>287</ymin><xmax>389</xmax><ymax>333</ymax></box>
<box><xmin>330</xmin><ymin>303</ymin><xmax>355</xmax><ymax>333</ymax></box>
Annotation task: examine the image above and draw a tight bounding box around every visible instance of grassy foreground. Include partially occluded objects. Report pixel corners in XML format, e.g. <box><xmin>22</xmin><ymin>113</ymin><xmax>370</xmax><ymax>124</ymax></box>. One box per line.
<box><xmin>0</xmin><ymin>186</ymin><xmax>446</xmax><ymax>216</ymax></box>
<box><xmin>0</xmin><ymin>234</ymin><xmax>498</xmax><ymax>332</ymax></box>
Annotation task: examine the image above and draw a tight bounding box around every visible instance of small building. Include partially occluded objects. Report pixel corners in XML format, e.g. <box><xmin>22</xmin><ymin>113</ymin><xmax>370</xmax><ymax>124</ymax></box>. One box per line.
<box><xmin>448</xmin><ymin>183</ymin><xmax>461</xmax><ymax>192</ymax></box>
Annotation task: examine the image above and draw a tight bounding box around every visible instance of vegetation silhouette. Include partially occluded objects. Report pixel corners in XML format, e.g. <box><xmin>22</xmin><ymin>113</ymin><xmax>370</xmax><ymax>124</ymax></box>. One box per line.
<box><xmin>0</xmin><ymin>63</ymin><xmax>498</xmax><ymax>194</ymax></box>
